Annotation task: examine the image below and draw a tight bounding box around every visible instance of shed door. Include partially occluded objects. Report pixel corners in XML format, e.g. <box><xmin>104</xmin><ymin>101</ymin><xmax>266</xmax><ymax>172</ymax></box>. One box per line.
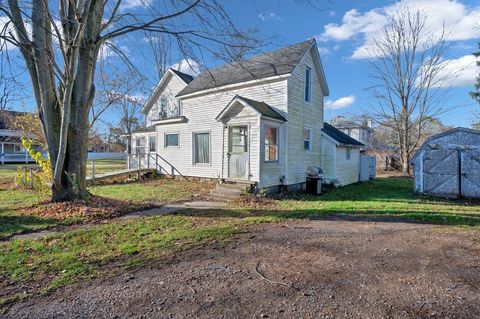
<box><xmin>422</xmin><ymin>148</ymin><xmax>459</xmax><ymax>197</ymax></box>
<box><xmin>228</xmin><ymin>126</ymin><xmax>249</xmax><ymax>180</ymax></box>
<box><xmin>460</xmin><ymin>149</ymin><xmax>480</xmax><ymax>198</ymax></box>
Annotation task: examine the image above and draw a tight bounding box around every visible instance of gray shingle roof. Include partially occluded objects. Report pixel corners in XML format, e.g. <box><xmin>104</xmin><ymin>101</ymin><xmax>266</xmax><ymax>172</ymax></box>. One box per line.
<box><xmin>170</xmin><ymin>69</ymin><xmax>194</xmax><ymax>84</ymax></box>
<box><xmin>322</xmin><ymin>122</ymin><xmax>364</xmax><ymax>147</ymax></box>
<box><xmin>177</xmin><ymin>39</ymin><xmax>314</xmax><ymax>97</ymax></box>
<box><xmin>236</xmin><ymin>96</ymin><xmax>286</xmax><ymax>121</ymax></box>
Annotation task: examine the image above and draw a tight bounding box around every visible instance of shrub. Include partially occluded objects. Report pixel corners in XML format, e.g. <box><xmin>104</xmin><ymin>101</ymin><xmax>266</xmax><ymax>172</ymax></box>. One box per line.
<box><xmin>15</xmin><ymin>139</ymin><xmax>52</xmax><ymax>193</ymax></box>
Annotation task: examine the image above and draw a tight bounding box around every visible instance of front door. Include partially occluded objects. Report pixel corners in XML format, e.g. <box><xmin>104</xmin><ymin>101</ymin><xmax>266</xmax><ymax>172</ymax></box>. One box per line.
<box><xmin>228</xmin><ymin>126</ymin><xmax>249</xmax><ymax>180</ymax></box>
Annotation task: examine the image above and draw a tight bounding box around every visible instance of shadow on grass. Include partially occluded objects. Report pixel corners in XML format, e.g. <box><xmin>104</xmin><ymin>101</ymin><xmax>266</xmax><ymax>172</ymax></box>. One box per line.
<box><xmin>0</xmin><ymin>214</ymin><xmax>59</xmax><ymax>240</ymax></box>
<box><xmin>173</xmin><ymin>207</ymin><xmax>480</xmax><ymax>227</ymax></box>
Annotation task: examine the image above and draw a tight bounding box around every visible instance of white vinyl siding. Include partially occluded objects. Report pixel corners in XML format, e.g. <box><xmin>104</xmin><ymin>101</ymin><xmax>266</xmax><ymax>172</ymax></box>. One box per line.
<box><xmin>321</xmin><ymin>135</ymin><xmax>336</xmax><ymax>180</ymax></box>
<box><xmin>145</xmin><ymin>74</ymin><xmax>186</xmax><ymax>126</ymax></box>
<box><xmin>335</xmin><ymin>146</ymin><xmax>360</xmax><ymax>186</ymax></box>
<box><xmin>156</xmin><ymin>78</ymin><xmax>287</xmax><ymax>182</ymax></box>
<box><xmin>285</xmin><ymin>46</ymin><xmax>324</xmax><ymax>186</ymax></box>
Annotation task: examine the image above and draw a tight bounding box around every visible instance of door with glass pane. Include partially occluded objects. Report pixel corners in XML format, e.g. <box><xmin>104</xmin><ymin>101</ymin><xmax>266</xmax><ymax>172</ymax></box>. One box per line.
<box><xmin>228</xmin><ymin>126</ymin><xmax>249</xmax><ymax>179</ymax></box>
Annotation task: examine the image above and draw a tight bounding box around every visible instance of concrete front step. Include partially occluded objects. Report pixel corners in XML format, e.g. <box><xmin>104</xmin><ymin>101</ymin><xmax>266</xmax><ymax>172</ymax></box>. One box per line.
<box><xmin>208</xmin><ymin>182</ymin><xmax>249</xmax><ymax>201</ymax></box>
<box><xmin>211</xmin><ymin>188</ymin><xmax>242</xmax><ymax>197</ymax></box>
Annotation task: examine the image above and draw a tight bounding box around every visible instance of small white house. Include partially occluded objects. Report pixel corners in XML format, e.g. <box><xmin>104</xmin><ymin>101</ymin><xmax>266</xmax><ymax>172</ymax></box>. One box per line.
<box><xmin>130</xmin><ymin>39</ymin><xmax>360</xmax><ymax>192</ymax></box>
<box><xmin>320</xmin><ymin>122</ymin><xmax>363</xmax><ymax>186</ymax></box>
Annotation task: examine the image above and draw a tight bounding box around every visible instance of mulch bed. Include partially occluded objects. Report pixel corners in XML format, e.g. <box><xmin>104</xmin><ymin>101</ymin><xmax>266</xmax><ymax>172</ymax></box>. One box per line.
<box><xmin>24</xmin><ymin>196</ymin><xmax>155</xmax><ymax>223</ymax></box>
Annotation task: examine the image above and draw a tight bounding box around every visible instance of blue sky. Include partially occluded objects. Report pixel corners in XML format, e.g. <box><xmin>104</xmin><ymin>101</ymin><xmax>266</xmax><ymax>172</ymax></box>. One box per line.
<box><xmin>3</xmin><ymin>0</ymin><xmax>480</xmax><ymax>130</ymax></box>
<box><xmin>223</xmin><ymin>0</ymin><xmax>480</xmax><ymax>127</ymax></box>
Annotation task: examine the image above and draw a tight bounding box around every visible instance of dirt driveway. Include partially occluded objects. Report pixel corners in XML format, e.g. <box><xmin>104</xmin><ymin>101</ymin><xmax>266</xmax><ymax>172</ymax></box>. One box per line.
<box><xmin>4</xmin><ymin>218</ymin><xmax>480</xmax><ymax>319</ymax></box>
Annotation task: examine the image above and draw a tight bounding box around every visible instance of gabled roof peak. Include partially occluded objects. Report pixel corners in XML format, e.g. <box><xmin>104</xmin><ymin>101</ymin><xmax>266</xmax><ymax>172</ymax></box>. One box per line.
<box><xmin>177</xmin><ymin>39</ymin><xmax>319</xmax><ymax>97</ymax></box>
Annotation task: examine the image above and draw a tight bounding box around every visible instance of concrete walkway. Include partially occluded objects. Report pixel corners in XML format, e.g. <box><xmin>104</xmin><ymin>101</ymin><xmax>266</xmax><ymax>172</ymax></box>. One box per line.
<box><xmin>10</xmin><ymin>200</ymin><xmax>226</xmax><ymax>241</ymax></box>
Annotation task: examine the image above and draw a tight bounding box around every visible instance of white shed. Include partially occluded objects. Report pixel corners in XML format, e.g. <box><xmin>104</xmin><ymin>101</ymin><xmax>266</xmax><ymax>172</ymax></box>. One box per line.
<box><xmin>411</xmin><ymin>127</ymin><xmax>480</xmax><ymax>199</ymax></box>
<box><xmin>321</xmin><ymin>123</ymin><xmax>363</xmax><ymax>186</ymax></box>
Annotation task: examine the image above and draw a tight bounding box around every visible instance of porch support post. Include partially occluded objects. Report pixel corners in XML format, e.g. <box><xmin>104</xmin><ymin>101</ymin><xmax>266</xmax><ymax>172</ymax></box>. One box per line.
<box><xmin>1</xmin><ymin>143</ymin><xmax>4</xmax><ymax>165</ymax></box>
<box><xmin>25</xmin><ymin>146</ymin><xmax>28</xmax><ymax>164</ymax></box>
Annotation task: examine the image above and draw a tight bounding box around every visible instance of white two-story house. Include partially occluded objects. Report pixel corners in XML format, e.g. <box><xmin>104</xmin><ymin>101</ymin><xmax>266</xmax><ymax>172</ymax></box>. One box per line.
<box><xmin>131</xmin><ymin>39</ymin><xmax>335</xmax><ymax>191</ymax></box>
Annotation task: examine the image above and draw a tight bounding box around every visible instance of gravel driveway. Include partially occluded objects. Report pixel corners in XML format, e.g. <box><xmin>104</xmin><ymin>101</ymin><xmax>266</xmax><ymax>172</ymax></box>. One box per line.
<box><xmin>4</xmin><ymin>218</ymin><xmax>480</xmax><ymax>319</ymax></box>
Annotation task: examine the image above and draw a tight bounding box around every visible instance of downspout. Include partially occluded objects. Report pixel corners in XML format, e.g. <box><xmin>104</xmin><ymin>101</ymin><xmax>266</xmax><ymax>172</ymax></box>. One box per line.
<box><xmin>221</xmin><ymin>123</ymin><xmax>225</xmax><ymax>180</ymax></box>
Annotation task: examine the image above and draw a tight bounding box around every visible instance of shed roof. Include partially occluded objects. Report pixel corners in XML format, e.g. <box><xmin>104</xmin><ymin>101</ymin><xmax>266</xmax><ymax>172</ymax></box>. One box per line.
<box><xmin>177</xmin><ymin>39</ymin><xmax>325</xmax><ymax>97</ymax></box>
<box><xmin>411</xmin><ymin>127</ymin><xmax>480</xmax><ymax>162</ymax></box>
<box><xmin>322</xmin><ymin>122</ymin><xmax>364</xmax><ymax>147</ymax></box>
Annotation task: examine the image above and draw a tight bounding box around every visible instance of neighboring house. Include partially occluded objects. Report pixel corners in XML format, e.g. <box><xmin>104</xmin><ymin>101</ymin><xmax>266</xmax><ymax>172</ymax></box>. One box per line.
<box><xmin>321</xmin><ymin>123</ymin><xmax>363</xmax><ymax>186</ymax></box>
<box><xmin>330</xmin><ymin>116</ymin><xmax>399</xmax><ymax>171</ymax></box>
<box><xmin>0</xmin><ymin>110</ymin><xmax>39</xmax><ymax>164</ymax></box>
<box><xmin>132</xmin><ymin>39</ymin><xmax>335</xmax><ymax>192</ymax></box>
<box><xmin>411</xmin><ymin>127</ymin><xmax>480</xmax><ymax>199</ymax></box>
<box><xmin>329</xmin><ymin>116</ymin><xmax>373</xmax><ymax>151</ymax></box>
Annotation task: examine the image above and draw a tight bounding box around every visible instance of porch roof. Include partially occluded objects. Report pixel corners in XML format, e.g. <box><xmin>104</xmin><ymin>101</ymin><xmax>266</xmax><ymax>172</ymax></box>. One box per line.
<box><xmin>0</xmin><ymin>135</ymin><xmax>23</xmax><ymax>143</ymax></box>
<box><xmin>216</xmin><ymin>95</ymin><xmax>286</xmax><ymax>122</ymax></box>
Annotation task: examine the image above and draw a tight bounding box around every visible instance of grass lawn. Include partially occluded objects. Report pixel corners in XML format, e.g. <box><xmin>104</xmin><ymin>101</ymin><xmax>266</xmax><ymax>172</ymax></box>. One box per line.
<box><xmin>0</xmin><ymin>176</ymin><xmax>213</xmax><ymax>240</ymax></box>
<box><xmin>1</xmin><ymin>176</ymin><xmax>480</xmax><ymax>309</ymax></box>
<box><xmin>267</xmin><ymin>177</ymin><xmax>480</xmax><ymax>225</ymax></box>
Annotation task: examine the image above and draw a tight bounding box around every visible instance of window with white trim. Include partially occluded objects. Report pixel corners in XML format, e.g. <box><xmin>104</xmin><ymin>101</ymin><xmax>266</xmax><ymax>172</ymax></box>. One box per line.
<box><xmin>304</xmin><ymin>128</ymin><xmax>312</xmax><ymax>150</ymax></box>
<box><xmin>346</xmin><ymin>148</ymin><xmax>351</xmax><ymax>160</ymax></box>
<box><xmin>14</xmin><ymin>144</ymin><xmax>24</xmax><ymax>153</ymax></box>
<box><xmin>264</xmin><ymin>127</ymin><xmax>278</xmax><ymax>162</ymax></box>
<box><xmin>165</xmin><ymin>133</ymin><xmax>179</xmax><ymax>147</ymax></box>
<box><xmin>305</xmin><ymin>67</ymin><xmax>311</xmax><ymax>102</ymax></box>
<box><xmin>149</xmin><ymin>135</ymin><xmax>156</xmax><ymax>152</ymax></box>
<box><xmin>193</xmin><ymin>132</ymin><xmax>210</xmax><ymax>164</ymax></box>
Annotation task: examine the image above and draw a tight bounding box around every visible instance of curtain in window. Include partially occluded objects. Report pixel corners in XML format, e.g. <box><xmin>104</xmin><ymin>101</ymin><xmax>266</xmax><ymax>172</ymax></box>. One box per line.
<box><xmin>265</xmin><ymin>127</ymin><xmax>278</xmax><ymax>161</ymax></box>
<box><xmin>194</xmin><ymin>133</ymin><xmax>210</xmax><ymax>164</ymax></box>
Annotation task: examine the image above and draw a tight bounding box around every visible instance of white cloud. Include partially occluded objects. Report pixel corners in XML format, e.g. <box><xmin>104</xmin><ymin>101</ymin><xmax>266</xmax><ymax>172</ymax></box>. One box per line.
<box><xmin>325</xmin><ymin>95</ymin><xmax>356</xmax><ymax>110</ymax></box>
<box><xmin>170</xmin><ymin>58</ymin><xmax>200</xmax><ymax>76</ymax></box>
<box><xmin>319</xmin><ymin>0</ymin><xmax>480</xmax><ymax>60</ymax></box>
<box><xmin>431</xmin><ymin>55</ymin><xmax>478</xmax><ymax>88</ymax></box>
<box><xmin>257</xmin><ymin>12</ymin><xmax>281</xmax><ymax>22</ymax></box>
<box><xmin>317</xmin><ymin>47</ymin><xmax>330</xmax><ymax>55</ymax></box>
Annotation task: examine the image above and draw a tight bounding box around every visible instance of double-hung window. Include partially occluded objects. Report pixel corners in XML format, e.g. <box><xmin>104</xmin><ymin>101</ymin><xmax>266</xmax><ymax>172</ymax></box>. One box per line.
<box><xmin>346</xmin><ymin>148</ymin><xmax>351</xmax><ymax>160</ymax></box>
<box><xmin>265</xmin><ymin>127</ymin><xmax>278</xmax><ymax>162</ymax></box>
<box><xmin>304</xmin><ymin>128</ymin><xmax>312</xmax><ymax>150</ymax></box>
<box><xmin>305</xmin><ymin>67</ymin><xmax>312</xmax><ymax>103</ymax></box>
<box><xmin>149</xmin><ymin>135</ymin><xmax>156</xmax><ymax>152</ymax></box>
<box><xmin>193</xmin><ymin>132</ymin><xmax>210</xmax><ymax>164</ymax></box>
<box><xmin>160</xmin><ymin>95</ymin><xmax>168</xmax><ymax>118</ymax></box>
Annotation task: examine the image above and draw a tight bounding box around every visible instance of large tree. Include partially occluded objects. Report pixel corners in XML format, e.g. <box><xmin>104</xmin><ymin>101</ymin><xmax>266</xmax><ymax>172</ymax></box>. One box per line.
<box><xmin>471</xmin><ymin>42</ymin><xmax>480</xmax><ymax>105</ymax></box>
<box><xmin>0</xmin><ymin>0</ymin><xmax>259</xmax><ymax>201</ymax></box>
<box><xmin>367</xmin><ymin>9</ymin><xmax>451</xmax><ymax>175</ymax></box>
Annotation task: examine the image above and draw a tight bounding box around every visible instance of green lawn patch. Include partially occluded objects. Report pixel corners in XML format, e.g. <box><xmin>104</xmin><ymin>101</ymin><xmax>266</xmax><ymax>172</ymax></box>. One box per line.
<box><xmin>217</xmin><ymin>177</ymin><xmax>480</xmax><ymax>226</ymax></box>
<box><xmin>0</xmin><ymin>177</ymin><xmax>213</xmax><ymax>240</ymax></box>
<box><xmin>0</xmin><ymin>215</ymin><xmax>271</xmax><ymax>307</ymax></box>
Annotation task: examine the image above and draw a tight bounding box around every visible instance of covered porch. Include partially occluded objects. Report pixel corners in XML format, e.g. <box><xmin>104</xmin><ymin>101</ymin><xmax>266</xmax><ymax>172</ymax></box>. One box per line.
<box><xmin>216</xmin><ymin>95</ymin><xmax>286</xmax><ymax>184</ymax></box>
<box><xmin>0</xmin><ymin>136</ymin><xmax>33</xmax><ymax>164</ymax></box>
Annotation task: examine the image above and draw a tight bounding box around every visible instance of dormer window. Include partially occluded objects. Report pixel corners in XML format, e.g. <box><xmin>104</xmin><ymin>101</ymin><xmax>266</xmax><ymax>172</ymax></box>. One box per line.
<box><xmin>304</xmin><ymin>67</ymin><xmax>311</xmax><ymax>103</ymax></box>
